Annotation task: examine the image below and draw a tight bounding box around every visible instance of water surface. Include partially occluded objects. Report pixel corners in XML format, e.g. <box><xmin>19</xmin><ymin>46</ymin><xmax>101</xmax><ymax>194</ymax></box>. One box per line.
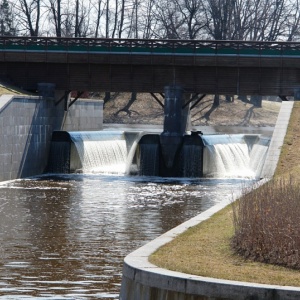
<box><xmin>0</xmin><ymin>174</ymin><xmax>252</xmax><ymax>299</ymax></box>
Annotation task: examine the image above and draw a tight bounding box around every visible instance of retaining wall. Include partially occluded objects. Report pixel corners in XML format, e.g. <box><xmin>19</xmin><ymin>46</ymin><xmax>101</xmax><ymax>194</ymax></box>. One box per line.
<box><xmin>0</xmin><ymin>94</ymin><xmax>103</xmax><ymax>181</ymax></box>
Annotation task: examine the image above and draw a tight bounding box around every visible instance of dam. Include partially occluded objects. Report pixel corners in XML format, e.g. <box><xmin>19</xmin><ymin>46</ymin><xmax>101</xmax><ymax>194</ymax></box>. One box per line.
<box><xmin>0</xmin><ymin>90</ymin><xmax>293</xmax><ymax>299</ymax></box>
<box><xmin>0</xmin><ymin>125</ymin><xmax>273</xmax><ymax>299</ymax></box>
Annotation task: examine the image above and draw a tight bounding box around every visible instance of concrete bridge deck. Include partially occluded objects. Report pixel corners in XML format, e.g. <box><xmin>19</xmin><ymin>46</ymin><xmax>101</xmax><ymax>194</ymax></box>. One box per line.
<box><xmin>1</xmin><ymin>37</ymin><xmax>300</xmax><ymax>96</ymax></box>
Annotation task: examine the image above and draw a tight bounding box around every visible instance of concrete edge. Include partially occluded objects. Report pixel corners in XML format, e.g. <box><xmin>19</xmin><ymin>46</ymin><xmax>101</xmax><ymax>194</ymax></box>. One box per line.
<box><xmin>0</xmin><ymin>94</ymin><xmax>15</xmax><ymax>113</ymax></box>
<box><xmin>261</xmin><ymin>101</ymin><xmax>294</xmax><ymax>178</ymax></box>
<box><xmin>73</xmin><ymin>98</ymin><xmax>104</xmax><ymax>103</ymax></box>
<box><xmin>0</xmin><ymin>94</ymin><xmax>43</xmax><ymax>113</ymax></box>
<box><xmin>120</xmin><ymin>101</ymin><xmax>299</xmax><ymax>299</ymax></box>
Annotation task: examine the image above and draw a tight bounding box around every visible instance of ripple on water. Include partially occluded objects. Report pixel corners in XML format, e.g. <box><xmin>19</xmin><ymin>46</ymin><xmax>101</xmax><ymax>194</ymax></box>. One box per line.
<box><xmin>0</xmin><ymin>175</ymin><xmax>254</xmax><ymax>299</ymax></box>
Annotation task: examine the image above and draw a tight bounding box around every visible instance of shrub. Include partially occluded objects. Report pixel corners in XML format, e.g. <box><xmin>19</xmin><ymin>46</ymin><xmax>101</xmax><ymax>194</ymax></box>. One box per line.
<box><xmin>232</xmin><ymin>178</ymin><xmax>300</xmax><ymax>269</ymax></box>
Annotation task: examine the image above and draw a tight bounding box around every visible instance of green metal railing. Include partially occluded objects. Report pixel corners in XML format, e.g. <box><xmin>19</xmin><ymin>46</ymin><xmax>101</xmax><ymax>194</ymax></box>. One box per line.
<box><xmin>0</xmin><ymin>36</ymin><xmax>300</xmax><ymax>56</ymax></box>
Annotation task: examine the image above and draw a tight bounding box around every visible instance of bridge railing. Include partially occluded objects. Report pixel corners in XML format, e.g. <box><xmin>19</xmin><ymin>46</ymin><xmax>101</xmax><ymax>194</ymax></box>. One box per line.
<box><xmin>1</xmin><ymin>37</ymin><xmax>300</xmax><ymax>56</ymax></box>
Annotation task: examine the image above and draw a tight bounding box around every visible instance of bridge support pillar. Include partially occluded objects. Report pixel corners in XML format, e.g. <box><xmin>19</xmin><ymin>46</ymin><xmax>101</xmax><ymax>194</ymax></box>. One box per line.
<box><xmin>160</xmin><ymin>85</ymin><xmax>187</xmax><ymax>170</ymax></box>
<box><xmin>138</xmin><ymin>85</ymin><xmax>203</xmax><ymax>177</ymax></box>
<box><xmin>294</xmin><ymin>88</ymin><xmax>300</xmax><ymax>100</ymax></box>
<box><xmin>37</xmin><ymin>83</ymin><xmax>56</xmax><ymax>100</ymax></box>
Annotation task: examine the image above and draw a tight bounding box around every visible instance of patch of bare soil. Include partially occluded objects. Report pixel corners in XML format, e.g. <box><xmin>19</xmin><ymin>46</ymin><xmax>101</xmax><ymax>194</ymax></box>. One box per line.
<box><xmin>0</xmin><ymin>81</ymin><xmax>34</xmax><ymax>96</ymax></box>
<box><xmin>103</xmin><ymin>93</ymin><xmax>281</xmax><ymax>127</ymax></box>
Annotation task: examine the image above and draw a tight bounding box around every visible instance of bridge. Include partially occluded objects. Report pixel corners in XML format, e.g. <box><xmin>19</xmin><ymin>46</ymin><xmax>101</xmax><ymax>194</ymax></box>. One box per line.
<box><xmin>1</xmin><ymin>37</ymin><xmax>300</xmax><ymax>97</ymax></box>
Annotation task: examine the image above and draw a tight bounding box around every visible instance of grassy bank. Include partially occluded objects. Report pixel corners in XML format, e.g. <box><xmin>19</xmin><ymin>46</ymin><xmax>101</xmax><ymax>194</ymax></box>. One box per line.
<box><xmin>149</xmin><ymin>101</ymin><xmax>300</xmax><ymax>286</ymax></box>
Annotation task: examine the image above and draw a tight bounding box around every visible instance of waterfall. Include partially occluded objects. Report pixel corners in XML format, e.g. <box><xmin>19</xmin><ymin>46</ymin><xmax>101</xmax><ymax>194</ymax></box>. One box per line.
<box><xmin>202</xmin><ymin>134</ymin><xmax>269</xmax><ymax>179</ymax></box>
<box><xmin>69</xmin><ymin>131</ymin><xmax>128</xmax><ymax>174</ymax></box>
<box><xmin>52</xmin><ymin>131</ymin><xmax>269</xmax><ymax>179</ymax></box>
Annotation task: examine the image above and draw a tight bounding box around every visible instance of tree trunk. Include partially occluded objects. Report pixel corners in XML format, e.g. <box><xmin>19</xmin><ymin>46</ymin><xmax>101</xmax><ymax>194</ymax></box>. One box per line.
<box><xmin>238</xmin><ymin>95</ymin><xmax>249</xmax><ymax>103</ymax></box>
<box><xmin>104</xmin><ymin>92</ymin><xmax>111</xmax><ymax>103</ymax></box>
<box><xmin>115</xmin><ymin>92</ymin><xmax>138</xmax><ymax>116</ymax></box>
<box><xmin>250</xmin><ymin>95</ymin><xmax>262</xmax><ymax>107</ymax></box>
<box><xmin>213</xmin><ymin>94</ymin><xmax>220</xmax><ymax>107</ymax></box>
<box><xmin>75</xmin><ymin>0</ymin><xmax>79</xmax><ymax>37</ymax></box>
<box><xmin>225</xmin><ymin>95</ymin><xmax>234</xmax><ymax>102</ymax></box>
<box><xmin>106</xmin><ymin>0</ymin><xmax>110</xmax><ymax>37</ymax></box>
<box><xmin>94</xmin><ymin>0</ymin><xmax>102</xmax><ymax>38</ymax></box>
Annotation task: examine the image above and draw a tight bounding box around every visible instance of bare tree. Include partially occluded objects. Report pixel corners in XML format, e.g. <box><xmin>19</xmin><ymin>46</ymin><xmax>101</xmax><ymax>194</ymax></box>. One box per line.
<box><xmin>176</xmin><ymin>0</ymin><xmax>207</xmax><ymax>39</ymax></box>
<box><xmin>73</xmin><ymin>0</ymin><xmax>92</xmax><ymax>37</ymax></box>
<box><xmin>285</xmin><ymin>0</ymin><xmax>300</xmax><ymax>41</ymax></box>
<box><xmin>118</xmin><ymin>0</ymin><xmax>125</xmax><ymax>37</ymax></box>
<box><xmin>74</xmin><ymin>0</ymin><xmax>79</xmax><ymax>36</ymax></box>
<box><xmin>0</xmin><ymin>0</ymin><xmax>16</xmax><ymax>36</ymax></box>
<box><xmin>153</xmin><ymin>0</ymin><xmax>185</xmax><ymax>39</ymax></box>
<box><xmin>140</xmin><ymin>0</ymin><xmax>157</xmax><ymax>39</ymax></box>
<box><xmin>48</xmin><ymin>0</ymin><xmax>62</xmax><ymax>37</ymax></box>
<box><xmin>15</xmin><ymin>0</ymin><xmax>40</xmax><ymax>36</ymax></box>
<box><xmin>87</xmin><ymin>0</ymin><xmax>107</xmax><ymax>38</ymax></box>
<box><xmin>202</xmin><ymin>0</ymin><xmax>241</xmax><ymax>40</ymax></box>
<box><xmin>152</xmin><ymin>0</ymin><xmax>206</xmax><ymax>39</ymax></box>
<box><xmin>105</xmin><ymin>0</ymin><xmax>109</xmax><ymax>37</ymax></box>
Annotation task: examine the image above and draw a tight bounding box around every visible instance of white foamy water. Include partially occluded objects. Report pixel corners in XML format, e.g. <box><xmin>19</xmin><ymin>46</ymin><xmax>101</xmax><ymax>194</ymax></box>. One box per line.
<box><xmin>69</xmin><ymin>131</ymin><xmax>269</xmax><ymax>179</ymax></box>
<box><xmin>70</xmin><ymin>131</ymin><xmax>128</xmax><ymax>174</ymax></box>
<box><xmin>250</xmin><ymin>143</ymin><xmax>269</xmax><ymax>178</ymax></box>
<box><xmin>203</xmin><ymin>135</ymin><xmax>269</xmax><ymax>179</ymax></box>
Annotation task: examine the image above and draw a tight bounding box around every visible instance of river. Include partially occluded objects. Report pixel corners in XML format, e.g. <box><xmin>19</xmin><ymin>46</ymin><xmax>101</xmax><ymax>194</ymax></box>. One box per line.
<box><xmin>0</xmin><ymin>174</ymin><xmax>251</xmax><ymax>299</ymax></box>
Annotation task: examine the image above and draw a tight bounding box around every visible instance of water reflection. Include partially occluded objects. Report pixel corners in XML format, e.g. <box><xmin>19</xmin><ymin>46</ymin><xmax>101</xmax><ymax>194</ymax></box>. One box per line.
<box><xmin>0</xmin><ymin>175</ymin><xmax>252</xmax><ymax>299</ymax></box>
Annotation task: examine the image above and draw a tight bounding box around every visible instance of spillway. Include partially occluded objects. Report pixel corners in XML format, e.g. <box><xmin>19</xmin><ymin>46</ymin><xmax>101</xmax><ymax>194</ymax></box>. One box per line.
<box><xmin>202</xmin><ymin>134</ymin><xmax>269</xmax><ymax>179</ymax></box>
<box><xmin>47</xmin><ymin>131</ymin><xmax>270</xmax><ymax>179</ymax></box>
<box><xmin>70</xmin><ymin>131</ymin><xmax>128</xmax><ymax>174</ymax></box>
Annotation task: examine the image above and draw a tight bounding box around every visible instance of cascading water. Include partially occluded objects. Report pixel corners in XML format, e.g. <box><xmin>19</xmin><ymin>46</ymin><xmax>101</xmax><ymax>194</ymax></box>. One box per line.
<box><xmin>202</xmin><ymin>134</ymin><xmax>269</xmax><ymax>179</ymax></box>
<box><xmin>49</xmin><ymin>131</ymin><xmax>269</xmax><ymax>179</ymax></box>
<box><xmin>70</xmin><ymin>131</ymin><xmax>128</xmax><ymax>174</ymax></box>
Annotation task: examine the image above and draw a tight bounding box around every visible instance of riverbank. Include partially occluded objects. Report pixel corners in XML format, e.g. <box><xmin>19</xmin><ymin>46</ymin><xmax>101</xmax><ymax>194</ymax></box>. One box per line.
<box><xmin>149</xmin><ymin>101</ymin><xmax>300</xmax><ymax>286</ymax></box>
<box><xmin>103</xmin><ymin>93</ymin><xmax>281</xmax><ymax>127</ymax></box>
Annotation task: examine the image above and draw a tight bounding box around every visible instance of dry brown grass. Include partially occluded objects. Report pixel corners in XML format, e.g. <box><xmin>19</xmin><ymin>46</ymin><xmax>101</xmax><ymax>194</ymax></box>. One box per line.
<box><xmin>275</xmin><ymin>102</ymin><xmax>300</xmax><ymax>180</ymax></box>
<box><xmin>232</xmin><ymin>178</ymin><xmax>300</xmax><ymax>269</ymax></box>
<box><xmin>149</xmin><ymin>101</ymin><xmax>300</xmax><ymax>286</ymax></box>
<box><xmin>0</xmin><ymin>81</ymin><xmax>32</xmax><ymax>96</ymax></box>
<box><xmin>104</xmin><ymin>94</ymin><xmax>281</xmax><ymax>127</ymax></box>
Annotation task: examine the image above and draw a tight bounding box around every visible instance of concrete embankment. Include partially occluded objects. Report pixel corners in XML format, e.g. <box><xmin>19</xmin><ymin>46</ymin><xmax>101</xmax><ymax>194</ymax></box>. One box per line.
<box><xmin>120</xmin><ymin>101</ymin><xmax>298</xmax><ymax>300</ymax></box>
<box><xmin>0</xmin><ymin>94</ymin><xmax>103</xmax><ymax>181</ymax></box>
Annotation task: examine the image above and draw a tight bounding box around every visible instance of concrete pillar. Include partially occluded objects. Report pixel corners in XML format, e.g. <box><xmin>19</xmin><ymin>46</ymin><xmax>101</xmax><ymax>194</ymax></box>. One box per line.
<box><xmin>160</xmin><ymin>85</ymin><xmax>185</xmax><ymax>169</ymax></box>
<box><xmin>37</xmin><ymin>83</ymin><xmax>56</xmax><ymax>100</ymax></box>
<box><xmin>182</xmin><ymin>93</ymin><xmax>192</xmax><ymax>133</ymax></box>
<box><xmin>162</xmin><ymin>85</ymin><xmax>184</xmax><ymax>135</ymax></box>
<box><xmin>294</xmin><ymin>88</ymin><xmax>300</xmax><ymax>100</ymax></box>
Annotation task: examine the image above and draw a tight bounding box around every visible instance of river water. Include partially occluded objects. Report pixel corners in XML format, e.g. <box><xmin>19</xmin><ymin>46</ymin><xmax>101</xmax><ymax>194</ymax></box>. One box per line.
<box><xmin>0</xmin><ymin>173</ymin><xmax>252</xmax><ymax>299</ymax></box>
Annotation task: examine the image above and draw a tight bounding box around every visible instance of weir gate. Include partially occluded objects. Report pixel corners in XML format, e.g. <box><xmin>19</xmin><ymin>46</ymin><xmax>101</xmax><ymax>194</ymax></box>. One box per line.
<box><xmin>1</xmin><ymin>37</ymin><xmax>300</xmax><ymax>97</ymax></box>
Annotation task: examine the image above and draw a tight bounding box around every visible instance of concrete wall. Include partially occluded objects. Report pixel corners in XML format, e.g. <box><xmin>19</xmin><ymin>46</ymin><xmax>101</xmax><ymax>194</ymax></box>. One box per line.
<box><xmin>63</xmin><ymin>99</ymin><xmax>103</xmax><ymax>131</ymax></box>
<box><xmin>0</xmin><ymin>94</ymin><xmax>103</xmax><ymax>181</ymax></box>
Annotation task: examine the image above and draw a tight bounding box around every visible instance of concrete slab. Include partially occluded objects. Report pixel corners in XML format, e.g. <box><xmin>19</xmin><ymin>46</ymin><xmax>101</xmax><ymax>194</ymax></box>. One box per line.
<box><xmin>261</xmin><ymin>101</ymin><xmax>294</xmax><ymax>178</ymax></box>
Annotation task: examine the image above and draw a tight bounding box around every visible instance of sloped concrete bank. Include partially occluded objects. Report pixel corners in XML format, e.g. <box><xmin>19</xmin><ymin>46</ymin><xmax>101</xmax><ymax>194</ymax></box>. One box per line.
<box><xmin>119</xmin><ymin>101</ymin><xmax>298</xmax><ymax>300</ymax></box>
<box><xmin>0</xmin><ymin>94</ymin><xmax>103</xmax><ymax>181</ymax></box>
